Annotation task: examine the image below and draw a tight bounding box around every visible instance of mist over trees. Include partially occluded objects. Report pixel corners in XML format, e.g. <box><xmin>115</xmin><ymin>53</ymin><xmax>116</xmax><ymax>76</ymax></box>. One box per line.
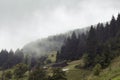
<box><xmin>22</xmin><ymin>34</ymin><xmax>67</xmax><ymax>57</ymax></box>
<box><xmin>22</xmin><ymin>27</ymin><xmax>89</xmax><ymax>57</ymax></box>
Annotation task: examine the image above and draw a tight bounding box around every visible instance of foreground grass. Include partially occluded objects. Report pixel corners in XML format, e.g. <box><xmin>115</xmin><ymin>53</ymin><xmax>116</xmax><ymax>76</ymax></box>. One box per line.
<box><xmin>63</xmin><ymin>60</ymin><xmax>90</xmax><ymax>80</ymax></box>
<box><xmin>62</xmin><ymin>56</ymin><xmax>120</xmax><ymax>80</ymax></box>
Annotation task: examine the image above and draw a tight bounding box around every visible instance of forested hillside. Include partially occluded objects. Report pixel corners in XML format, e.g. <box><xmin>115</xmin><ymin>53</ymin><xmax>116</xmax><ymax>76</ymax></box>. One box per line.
<box><xmin>57</xmin><ymin>14</ymin><xmax>120</xmax><ymax>69</ymax></box>
<box><xmin>0</xmin><ymin>14</ymin><xmax>120</xmax><ymax>80</ymax></box>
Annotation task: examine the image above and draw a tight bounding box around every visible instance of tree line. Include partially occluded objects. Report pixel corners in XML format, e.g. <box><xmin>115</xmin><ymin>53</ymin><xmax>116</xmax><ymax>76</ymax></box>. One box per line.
<box><xmin>0</xmin><ymin>49</ymin><xmax>46</xmax><ymax>70</ymax></box>
<box><xmin>0</xmin><ymin>49</ymin><xmax>24</xmax><ymax>69</ymax></box>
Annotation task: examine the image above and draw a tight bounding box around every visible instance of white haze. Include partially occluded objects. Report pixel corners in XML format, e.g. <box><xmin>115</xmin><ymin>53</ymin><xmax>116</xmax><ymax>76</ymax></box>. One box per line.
<box><xmin>0</xmin><ymin>0</ymin><xmax>120</xmax><ymax>51</ymax></box>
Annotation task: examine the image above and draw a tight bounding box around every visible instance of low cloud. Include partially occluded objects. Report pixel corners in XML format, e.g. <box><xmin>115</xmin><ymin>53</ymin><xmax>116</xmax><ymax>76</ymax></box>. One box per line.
<box><xmin>0</xmin><ymin>0</ymin><xmax>120</xmax><ymax>50</ymax></box>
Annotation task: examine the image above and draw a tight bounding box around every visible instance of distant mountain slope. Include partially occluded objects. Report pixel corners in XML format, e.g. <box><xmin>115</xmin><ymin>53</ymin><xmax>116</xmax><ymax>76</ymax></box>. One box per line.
<box><xmin>22</xmin><ymin>27</ymin><xmax>89</xmax><ymax>56</ymax></box>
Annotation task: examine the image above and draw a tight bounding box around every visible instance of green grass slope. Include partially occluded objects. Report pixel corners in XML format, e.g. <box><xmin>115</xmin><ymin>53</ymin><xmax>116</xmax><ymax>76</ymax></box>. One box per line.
<box><xmin>63</xmin><ymin>56</ymin><xmax>120</xmax><ymax>80</ymax></box>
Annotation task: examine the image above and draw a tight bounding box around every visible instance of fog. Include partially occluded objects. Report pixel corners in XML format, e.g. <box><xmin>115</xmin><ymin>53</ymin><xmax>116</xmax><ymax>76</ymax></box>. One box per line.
<box><xmin>0</xmin><ymin>0</ymin><xmax>120</xmax><ymax>51</ymax></box>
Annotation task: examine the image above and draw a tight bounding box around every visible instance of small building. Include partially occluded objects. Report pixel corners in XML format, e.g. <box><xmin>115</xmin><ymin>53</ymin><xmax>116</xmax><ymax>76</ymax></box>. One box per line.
<box><xmin>52</xmin><ymin>61</ymin><xmax>68</xmax><ymax>67</ymax></box>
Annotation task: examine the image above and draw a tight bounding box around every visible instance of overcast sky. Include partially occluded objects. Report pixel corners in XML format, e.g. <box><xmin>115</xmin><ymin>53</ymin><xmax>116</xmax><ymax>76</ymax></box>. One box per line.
<box><xmin>0</xmin><ymin>0</ymin><xmax>120</xmax><ymax>51</ymax></box>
